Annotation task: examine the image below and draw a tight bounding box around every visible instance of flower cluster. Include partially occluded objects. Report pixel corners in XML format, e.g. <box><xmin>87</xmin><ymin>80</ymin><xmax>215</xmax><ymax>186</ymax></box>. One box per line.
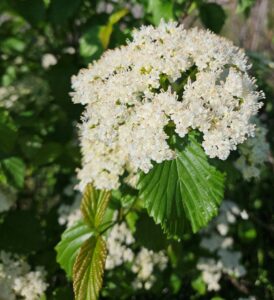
<box><xmin>0</xmin><ymin>251</ymin><xmax>48</xmax><ymax>300</ymax></box>
<box><xmin>197</xmin><ymin>201</ymin><xmax>248</xmax><ymax>291</ymax></box>
<box><xmin>105</xmin><ymin>221</ymin><xmax>168</xmax><ymax>290</ymax></box>
<box><xmin>0</xmin><ymin>185</ymin><xmax>16</xmax><ymax>213</ymax></box>
<box><xmin>58</xmin><ymin>197</ymin><xmax>82</xmax><ymax>228</ymax></box>
<box><xmin>105</xmin><ymin>222</ymin><xmax>135</xmax><ymax>270</ymax></box>
<box><xmin>132</xmin><ymin>247</ymin><xmax>168</xmax><ymax>290</ymax></box>
<box><xmin>72</xmin><ymin>21</ymin><xmax>263</xmax><ymax>190</ymax></box>
<box><xmin>0</xmin><ymin>76</ymin><xmax>51</xmax><ymax>112</ymax></box>
<box><xmin>235</xmin><ymin>120</ymin><xmax>270</xmax><ymax>180</ymax></box>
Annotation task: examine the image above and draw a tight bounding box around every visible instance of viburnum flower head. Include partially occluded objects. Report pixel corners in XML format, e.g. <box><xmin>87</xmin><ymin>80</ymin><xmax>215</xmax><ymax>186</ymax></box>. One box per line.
<box><xmin>71</xmin><ymin>20</ymin><xmax>264</xmax><ymax>191</ymax></box>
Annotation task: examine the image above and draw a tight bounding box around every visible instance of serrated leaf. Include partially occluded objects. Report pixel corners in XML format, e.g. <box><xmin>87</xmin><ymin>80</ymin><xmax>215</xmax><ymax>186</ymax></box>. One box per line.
<box><xmin>1</xmin><ymin>157</ymin><xmax>25</xmax><ymax>188</ymax></box>
<box><xmin>199</xmin><ymin>3</ymin><xmax>226</xmax><ymax>33</ymax></box>
<box><xmin>73</xmin><ymin>236</ymin><xmax>107</xmax><ymax>300</ymax></box>
<box><xmin>81</xmin><ymin>184</ymin><xmax>111</xmax><ymax>228</ymax></box>
<box><xmin>55</xmin><ymin>221</ymin><xmax>92</xmax><ymax>278</ymax></box>
<box><xmin>138</xmin><ymin>134</ymin><xmax>225</xmax><ymax>237</ymax></box>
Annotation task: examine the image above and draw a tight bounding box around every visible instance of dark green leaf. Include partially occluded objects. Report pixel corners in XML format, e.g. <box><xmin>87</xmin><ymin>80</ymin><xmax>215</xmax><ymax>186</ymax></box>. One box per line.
<box><xmin>9</xmin><ymin>0</ymin><xmax>45</xmax><ymax>25</ymax></box>
<box><xmin>199</xmin><ymin>3</ymin><xmax>226</xmax><ymax>33</ymax></box>
<box><xmin>52</xmin><ymin>287</ymin><xmax>74</xmax><ymax>300</ymax></box>
<box><xmin>49</xmin><ymin>0</ymin><xmax>82</xmax><ymax>25</ymax></box>
<box><xmin>0</xmin><ymin>121</ymin><xmax>17</xmax><ymax>155</ymax></box>
<box><xmin>0</xmin><ymin>210</ymin><xmax>45</xmax><ymax>254</ymax></box>
<box><xmin>134</xmin><ymin>213</ymin><xmax>168</xmax><ymax>251</ymax></box>
<box><xmin>1</xmin><ymin>157</ymin><xmax>25</xmax><ymax>188</ymax></box>
<box><xmin>138</xmin><ymin>134</ymin><xmax>225</xmax><ymax>237</ymax></box>
<box><xmin>32</xmin><ymin>142</ymin><xmax>62</xmax><ymax>167</ymax></box>
<box><xmin>73</xmin><ymin>236</ymin><xmax>107</xmax><ymax>300</ymax></box>
<box><xmin>55</xmin><ymin>221</ymin><xmax>92</xmax><ymax>278</ymax></box>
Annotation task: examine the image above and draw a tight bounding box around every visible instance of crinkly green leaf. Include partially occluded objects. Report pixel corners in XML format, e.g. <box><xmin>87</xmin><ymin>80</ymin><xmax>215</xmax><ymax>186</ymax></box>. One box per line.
<box><xmin>81</xmin><ymin>184</ymin><xmax>111</xmax><ymax>228</ymax></box>
<box><xmin>138</xmin><ymin>134</ymin><xmax>225</xmax><ymax>237</ymax></box>
<box><xmin>55</xmin><ymin>221</ymin><xmax>92</xmax><ymax>278</ymax></box>
<box><xmin>73</xmin><ymin>236</ymin><xmax>107</xmax><ymax>300</ymax></box>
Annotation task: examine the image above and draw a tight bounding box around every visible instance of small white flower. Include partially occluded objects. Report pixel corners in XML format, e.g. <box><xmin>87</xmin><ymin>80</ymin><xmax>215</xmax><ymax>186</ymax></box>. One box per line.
<box><xmin>0</xmin><ymin>251</ymin><xmax>47</xmax><ymax>300</ymax></box>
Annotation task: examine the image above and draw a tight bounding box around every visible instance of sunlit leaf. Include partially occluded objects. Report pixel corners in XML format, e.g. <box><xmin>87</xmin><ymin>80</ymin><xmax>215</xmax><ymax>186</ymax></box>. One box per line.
<box><xmin>99</xmin><ymin>9</ymin><xmax>128</xmax><ymax>49</ymax></box>
<box><xmin>81</xmin><ymin>184</ymin><xmax>111</xmax><ymax>228</ymax></box>
<box><xmin>138</xmin><ymin>134</ymin><xmax>225</xmax><ymax>237</ymax></box>
<box><xmin>73</xmin><ymin>236</ymin><xmax>107</xmax><ymax>300</ymax></box>
<box><xmin>56</xmin><ymin>221</ymin><xmax>92</xmax><ymax>278</ymax></box>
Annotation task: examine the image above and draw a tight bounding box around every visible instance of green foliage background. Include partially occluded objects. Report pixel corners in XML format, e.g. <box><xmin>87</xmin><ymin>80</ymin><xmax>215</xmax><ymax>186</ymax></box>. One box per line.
<box><xmin>0</xmin><ymin>0</ymin><xmax>274</xmax><ymax>299</ymax></box>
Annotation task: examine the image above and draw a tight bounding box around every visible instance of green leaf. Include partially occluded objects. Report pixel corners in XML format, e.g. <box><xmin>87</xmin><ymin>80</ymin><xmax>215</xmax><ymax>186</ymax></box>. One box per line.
<box><xmin>1</xmin><ymin>157</ymin><xmax>25</xmax><ymax>188</ymax></box>
<box><xmin>199</xmin><ymin>3</ymin><xmax>226</xmax><ymax>33</ymax></box>
<box><xmin>237</xmin><ymin>0</ymin><xmax>256</xmax><ymax>16</ymax></box>
<box><xmin>148</xmin><ymin>0</ymin><xmax>174</xmax><ymax>25</ymax></box>
<box><xmin>191</xmin><ymin>275</ymin><xmax>206</xmax><ymax>295</ymax></box>
<box><xmin>79</xmin><ymin>26</ymin><xmax>104</xmax><ymax>63</ymax></box>
<box><xmin>73</xmin><ymin>236</ymin><xmax>107</xmax><ymax>300</ymax></box>
<box><xmin>0</xmin><ymin>119</ymin><xmax>17</xmax><ymax>155</ymax></box>
<box><xmin>52</xmin><ymin>287</ymin><xmax>74</xmax><ymax>300</ymax></box>
<box><xmin>138</xmin><ymin>134</ymin><xmax>225</xmax><ymax>237</ymax></box>
<box><xmin>99</xmin><ymin>9</ymin><xmax>128</xmax><ymax>49</ymax></box>
<box><xmin>2</xmin><ymin>37</ymin><xmax>26</xmax><ymax>54</ymax></box>
<box><xmin>55</xmin><ymin>221</ymin><xmax>92</xmax><ymax>278</ymax></box>
<box><xmin>0</xmin><ymin>210</ymin><xmax>45</xmax><ymax>254</ymax></box>
<box><xmin>81</xmin><ymin>184</ymin><xmax>111</xmax><ymax>228</ymax></box>
<box><xmin>32</xmin><ymin>142</ymin><xmax>62</xmax><ymax>166</ymax></box>
<box><xmin>134</xmin><ymin>213</ymin><xmax>168</xmax><ymax>251</ymax></box>
<box><xmin>9</xmin><ymin>0</ymin><xmax>46</xmax><ymax>25</ymax></box>
<box><xmin>49</xmin><ymin>0</ymin><xmax>82</xmax><ymax>25</ymax></box>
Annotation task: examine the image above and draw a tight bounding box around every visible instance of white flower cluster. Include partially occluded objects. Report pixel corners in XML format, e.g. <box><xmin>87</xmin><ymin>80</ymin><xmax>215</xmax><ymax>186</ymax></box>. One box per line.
<box><xmin>0</xmin><ymin>185</ymin><xmax>16</xmax><ymax>213</ymax></box>
<box><xmin>235</xmin><ymin>121</ymin><xmax>270</xmax><ymax>180</ymax></box>
<box><xmin>72</xmin><ymin>20</ymin><xmax>263</xmax><ymax>190</ymax></box>
<box><xmin>58</xmin><ymin>197</ymin><xmax>82</xmax><ymax>228</ymax></box>
<box><xmin>0</xmin><ymin>251</ymin><xmax>48</xmax><ymax>300</ymax></box>
<box><xmin>132</xmin><ymin>248</ymin><xmax>168</xmax><ymax>290</ymax></box>
<box><xmin>197</xmin><ymin>201</ymin><xmax>248</xmax><ymax>291</ymax></box>
<box><xmin>105</xmin><ymin>221</ymin><xmax>168</xmax><ymax>290</ymax></box>
<box><xmin>0</xmin><ymin>76</ymin><xmax>51</xmax><ymax>112</ymax></box>
<box><xmin>58</xmin><ymin>179</ymin><xmax>82</xmax><ymax>228</ymax></box>
<box><xmin>105</xmin><ymin>222</ymin><xmax>135</xmax><ymax>270</ymax></box>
